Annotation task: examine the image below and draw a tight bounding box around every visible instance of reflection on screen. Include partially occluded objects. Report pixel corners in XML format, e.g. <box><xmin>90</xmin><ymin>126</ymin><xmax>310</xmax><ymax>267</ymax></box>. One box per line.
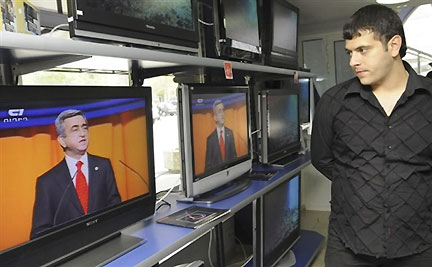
<box><xmin>267</xmin><ymin>94</ymin><xmax>299</xmax><ymax>156</ymax></box>
<box><xmin>272</xmin><ymin>1</ymin><xmax>297</xmax><ymax>52</ymax></box>
<box><xmin>190</xmin><ymin>93</ymin><xmax>249</xmax><ymax>179</ymax></box>
<box><xmin>0</xmin><ymin>98</ymin><xmax>149</xmax><ymax>251</ymax></box>
<box><xmin>222</xmin><ymin>0</ymin><xmax>260</xmax><ymax>46</ymax></box>
<box><xmin>87</xmin><ymin>0</ymin><xmax>194</xmax><ymax>31</ymax></box>
<box><xmin>299</xmin><ymin>79</ymin><xmax>310</xmax><ymax>124</ymax></box>
<box><xmin>263</xmin><ymin>175</ymin><xmax>299</xmax><ymax>267</ymax></box>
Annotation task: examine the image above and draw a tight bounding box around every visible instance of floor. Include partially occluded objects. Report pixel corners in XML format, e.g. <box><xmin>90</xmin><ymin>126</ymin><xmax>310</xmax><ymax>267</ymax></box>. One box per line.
<box><xmin>300</xmin><ymin>210</ymin><xmax>330</xmax><ymax>267</ymax></box>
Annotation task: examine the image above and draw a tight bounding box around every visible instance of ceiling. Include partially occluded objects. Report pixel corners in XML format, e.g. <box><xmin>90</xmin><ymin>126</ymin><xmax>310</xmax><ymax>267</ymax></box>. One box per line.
<box><xmin>288</xmin><ymin>0</ymin><xmax>432</xmax><ymax>36</ymax></box>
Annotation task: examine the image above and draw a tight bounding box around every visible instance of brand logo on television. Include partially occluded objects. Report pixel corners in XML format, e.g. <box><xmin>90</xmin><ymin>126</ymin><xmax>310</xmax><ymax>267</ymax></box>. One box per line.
<box><xmin>3</xmin><ymin>109</ymin><xmax>28</xmax><ymax>123</ymax></box>
<box><xmin>86</xmin><ymin>218</ymin><xmax>99</xmax><ymax>227</ymax></box>
<box><xmin>145</xmin><ymin>24</ymin><xmax>156</xmax><ymax>30</ymax></box>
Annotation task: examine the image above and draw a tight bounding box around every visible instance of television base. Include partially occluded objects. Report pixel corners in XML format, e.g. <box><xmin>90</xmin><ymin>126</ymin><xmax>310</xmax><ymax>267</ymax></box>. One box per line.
<box><xmin>178</xmin><ymin>178</ymin><xmax>251</xmax><ymax>204</ymax></box>
<box><xmin>58</xmin><ymin>233</ymin><xmax>145</xmax><ymax>267</ymax></box>
<box><xmin>269</xmin><ymin>153</ymin><xmax>300</xmax><ymax>168</ymax></box>
<box><xmin>276</xmin><ymin>250</ymin><xmax>296</xmax><ymax>267</ymax></box>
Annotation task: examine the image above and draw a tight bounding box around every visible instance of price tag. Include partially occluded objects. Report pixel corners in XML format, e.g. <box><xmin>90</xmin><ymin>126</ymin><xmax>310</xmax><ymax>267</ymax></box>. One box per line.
<box><xmin>224</xmin><ymin>62</ymin><xmax>233</xmax><ymax>80</ymax></box>
<box><xmin>293</xmin><ymin>71</ymin><xmax>299</xmax><ymax>84</ymax></box>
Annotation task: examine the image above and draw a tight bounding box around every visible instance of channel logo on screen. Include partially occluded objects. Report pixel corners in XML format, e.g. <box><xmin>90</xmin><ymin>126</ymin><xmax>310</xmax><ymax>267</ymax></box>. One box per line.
<box><xmin>3</xmin><ymin>109</ymin><xmax>28</xmax><ymax>122</ymax></box>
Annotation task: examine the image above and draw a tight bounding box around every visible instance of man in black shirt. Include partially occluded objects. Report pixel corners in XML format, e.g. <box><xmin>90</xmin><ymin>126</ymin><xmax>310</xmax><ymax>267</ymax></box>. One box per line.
<box><xmin>311</xmin><ymin>4</ymin><xmax>432</xmax><ymax>267</ymax></box>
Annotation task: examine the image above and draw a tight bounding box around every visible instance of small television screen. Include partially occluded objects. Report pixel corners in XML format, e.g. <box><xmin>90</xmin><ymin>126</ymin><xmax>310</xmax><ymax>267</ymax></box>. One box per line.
<box><xmin>260</xmin><ymin>174</ymin><xmax>300</xmax><ymax>267</ymax></box>
<box><xmin>0</xmin><ymin>86</ymin><xmax>155</xmax><ymax>266</ymax></box>
<box><xmin>298</xmin><ymin>78</ymin><xmax>310</xmax><ymax>124</ymax></box>
<box><xmin>179</xmin><ymin>85</ymin><xmax>252</xmax><ymax>201</ymax></box>
<box><xmin>261</xmin><ymin>0</ymin><xmax>299</xmax><ymax>68</ymax></box>
<box><xmin>215</xmin><ymin>0</ymin><xmax>261</xmax><ymax>61</ymax></box>
<box><xmin>68</xmin><ymin>0</ymin><xmax>199</xmax><ymax>53</ymax></box>
<box><xmin>260</xmin><ymin>88</ymin><xmax>300</xmax><ymax>165</ymax></box>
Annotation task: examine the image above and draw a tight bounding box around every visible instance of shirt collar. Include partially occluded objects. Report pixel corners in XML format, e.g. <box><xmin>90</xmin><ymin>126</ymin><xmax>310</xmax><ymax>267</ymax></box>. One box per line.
<box><xmin>343</xmin><ymin>60</ymin><xmax>432</xmax><ymax>99</ymax></box>
<box><xmin>65</xmin><ymin>153</ymin><xmax>88</xmax><ymax>174</ymax></box>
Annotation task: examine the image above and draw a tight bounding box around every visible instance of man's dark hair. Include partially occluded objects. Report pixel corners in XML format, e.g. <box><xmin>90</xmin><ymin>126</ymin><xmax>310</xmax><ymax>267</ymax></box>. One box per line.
<box><xmin>343</xmin><ymin>4</ymin><xmax>407</xmax><ymax>58</ymax></box>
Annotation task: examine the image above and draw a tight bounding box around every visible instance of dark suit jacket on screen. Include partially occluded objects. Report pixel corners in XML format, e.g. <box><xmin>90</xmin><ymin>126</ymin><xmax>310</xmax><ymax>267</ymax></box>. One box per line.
<box><xmin>30</xmin><ymin>154</ymin><xmax>121</xmax><ymax>239</ymax></box>
<box><xmin>204</xmin><ymin>127</ymin><xmax>237</xmax><ymax>172</ymax></box>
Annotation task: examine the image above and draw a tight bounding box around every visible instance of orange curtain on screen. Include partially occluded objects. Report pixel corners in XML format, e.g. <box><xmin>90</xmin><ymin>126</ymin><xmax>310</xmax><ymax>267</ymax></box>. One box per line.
<box><xmin>0</xmin><ymin>110</ymin><xmax>149</xmax><ymax>251</ymax></box>
<box><xmin>192</xmin><ymin>102</ymin><xmax>248</xmax><ymax>175</ymax></box>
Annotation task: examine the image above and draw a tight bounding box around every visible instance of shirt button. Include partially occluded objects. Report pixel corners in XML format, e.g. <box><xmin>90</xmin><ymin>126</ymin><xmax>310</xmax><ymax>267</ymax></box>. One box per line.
<box><xmin>388</xmin><ymin>125</ymin><xmax>392</xmax><ymax>129</ymax></box>
<box><xmin>388</xmin><ymin>145</ymin><xmax>392</xmax><ymax>149</ymax></box>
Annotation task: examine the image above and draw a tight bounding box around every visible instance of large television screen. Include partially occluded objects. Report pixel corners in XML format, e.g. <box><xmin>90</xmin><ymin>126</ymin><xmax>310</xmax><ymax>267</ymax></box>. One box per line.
<box><xmin>261</xmin><ymin>0</ymin><xmax>299</xmax><ymax>68</ymax></box>
<box><xmin>179</xmin><ymin>85</ymin><xmax>252</xmax><ymax>201</ymax></box>
<box><xmin>214</xmin><ymin>0</ymin><xmax>261</xmax><ymax>61</ymax></box>
<box><xmin>260</xmin><ymin>88</ymin><xmax>300</xmax><ymax>165</ymax></box>
<box><xmin>68</xmin><ymin>0</ymin><xmax>199</xmax><ymax>53</ymax></box>
<box><xmin>0</xmin><ymin>86</ymin><xmax>155</xmax><ymax>266</ymax></box>
<box><xmin>253</xmin><ymin>173</ymin><xmax>300</xmax><ymax>267</ymax></box>
<box><xmin>261</xmin><ymin>174</ymin><xmax>300</xmax><ymax>267</ymax></box>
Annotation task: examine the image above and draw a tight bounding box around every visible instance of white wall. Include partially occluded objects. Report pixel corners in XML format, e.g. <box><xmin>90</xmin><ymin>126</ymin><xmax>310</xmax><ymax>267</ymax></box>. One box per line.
<box><xmin>298</xmin><ymin>31</ymin><xmax>345</xmax><ymax>212</ymax></box>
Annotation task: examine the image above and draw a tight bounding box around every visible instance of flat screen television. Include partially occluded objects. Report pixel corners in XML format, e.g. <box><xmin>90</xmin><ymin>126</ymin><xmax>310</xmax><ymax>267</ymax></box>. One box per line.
<box><xmin>259</xmin><ymin>86</ymin><xmax>301</xmax><ymax>166</ymax></box>
<box><xmin>0</xmin><ymin>86</ymin><xmax>155</xmax><ymax>266</ymax></box>
<box><xmin>254</xmin><ymin>173</ymin><xmax>301</xmax><ymax>267</ymax></box>
<box><xmin>260</xmin><ymin>0</ymin><xmax>299</xmax><ymax>69</ymax></box>
<box><xmin>298</xmin><ymin>78</ymin><xmax>311</xmax><ymax>124</ymax></box>
<box><xmin>213</xmin><ymin>0</ymin><xmax>262</xmax><ymax>62</ymax></box>
<box><xmin>179</xmin><ymin>84</ymin><xmax>252</xmax><ymax>203</ymax></box>
<box><xmin>68</xmin><ymin>0</ymin><xmax>199</xmax><ymax>54</ymax></box>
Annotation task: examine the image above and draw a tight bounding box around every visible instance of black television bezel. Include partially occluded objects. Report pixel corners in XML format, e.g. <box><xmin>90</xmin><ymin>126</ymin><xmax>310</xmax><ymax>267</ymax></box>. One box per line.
<box><xmin>260</xmin><ymin>86</ymin><xmax>301</xmax><ymax>165</ymax></box>
<box><xmin>178</xmin><ymin>84</ymin><xmax>253</xmax><ymax>199</ymax></box>
<box><xmin>68</xmin><ymin>0</ymin><xmax>199</xmax><ymax>53</ymax></box>
<box><xmin>254</xmin><ymin>173</ymin><xmax>301</xmax><ymax>267</ymax></box>
<box><xmin>0</xmin><ymin>86</ymin><xmax>156</xmax><ymax>266</ymax></box>
<box><xmin>260</xmin><ymin>0</ymin><xmax>299</xmax><ymax>69</ymax></box>
<box><xmin>213</xmin><ymin>0</ymin><xmax>262</xmax><ymax>62</ymax></box>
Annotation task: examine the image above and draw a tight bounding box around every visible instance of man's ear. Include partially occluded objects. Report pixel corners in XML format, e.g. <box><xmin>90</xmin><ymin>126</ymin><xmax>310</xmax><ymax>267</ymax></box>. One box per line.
<box><xmin>388</xmin><ymin>35</ymin><xmax>402</xmax><ymax>58</ymax></box>
<box><xmin>57</xmin><ymin>136</ymin><xmax>66</xmax><ymax>149</ymax></box>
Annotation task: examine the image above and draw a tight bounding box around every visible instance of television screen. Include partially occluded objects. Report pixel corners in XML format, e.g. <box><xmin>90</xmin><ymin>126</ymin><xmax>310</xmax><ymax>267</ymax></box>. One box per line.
<box><xmin>260</xmin><ymin>88</ymin><xmax>300</xmax><ymax>165</ymax></box>
<box><xmin>262</xmin><ymin>174</ymin><xmax>300</xmax><ymax>267</ymax></box>
<box><xmin>214</xmin><ymin>0</ymin><xmax>261</xmax><ymax>62</ymax></box>
<box><xmin>0</xmin><ymin>86</ymin><xmax>155</xmax><ymax>266</ymax></box>
<box><xmin>261</xmin><ymin>0</ymin><xmax>299</xmax><ymax>68</ymax></box>
<box><xmin>222</xmin><ymin>0</ymin><xmax>260</xmax><ymax>49</ymax></box>
<box><xmin>298</xmin><ymin>78</ymin><xmax>310</xmax><ymax>124</ymax></box>
<box><xmin>68</xmin><ymin>0</ymin><xmax>199</xmax><ymax>53</ymax></box>
<box><xmin>272</xmin><ymin>0</ymin><xmax>298</xmax><ymax>55</ymax></box>
<box><xmin>179</xmin><ymin>85</ymin><xmax>252</xmax><ymax>201</ymax></box>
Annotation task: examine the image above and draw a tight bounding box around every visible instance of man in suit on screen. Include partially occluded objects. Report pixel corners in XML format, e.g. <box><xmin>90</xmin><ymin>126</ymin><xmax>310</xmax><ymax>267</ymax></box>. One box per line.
<box><xmin>204</xmin><ymin>100</ymin><xmax>237</xmax><ymax>172</ymax></box>
<box><xmin>30</xmin><ymin>109</ymin><xmax>121</xmax><ymax>239</ymax></box>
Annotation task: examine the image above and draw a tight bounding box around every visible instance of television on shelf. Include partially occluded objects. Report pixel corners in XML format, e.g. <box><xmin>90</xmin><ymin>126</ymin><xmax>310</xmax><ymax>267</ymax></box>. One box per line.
<box><xmin>67</xmin><ymin>0</ymin><xmax>199</xmax><ymax>54</ymax></box>
<box><xmin>0</xmin><ymin>86</ymin><xmax>156</xmax><ymax>266</ymax></box>
<box><xmin>178</xmin><ymin>84</ymin><xmax>252</xmax><ymax>203</ymax></box>
<box><xmin>212</xmin><ymin>0</ymin><xmax>262</xmax><ymax>62</ymax></box>
<box><xmin>260</xmin><ymin>0</ymin><xmax>299</xmax><ymax>69</ymax></box>
<box><xmin>254</xmin><ymin>173</ymin><xmax>301</xmax><ymax>267</ymax></box>
<box><xmin>259</xmin><ymin>81</ymin><xmax>301</xmax><ymax>166</ymax></box>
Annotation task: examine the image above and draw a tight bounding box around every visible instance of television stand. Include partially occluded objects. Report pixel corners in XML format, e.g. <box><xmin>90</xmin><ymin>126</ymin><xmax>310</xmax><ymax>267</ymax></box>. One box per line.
<box><xmin>178</xmin><ymin>178</ymin><xmax>251</xmax><ymax>204</ymax></box>
<box><xmin>270</xmin><ymin>153</ymin><xmax>300</xmax><ymax>168</ymax></box>
<box><xmin>57</xmin><ymin>233</ymin><xmax>145</xmax><ymax>267</ymax></box>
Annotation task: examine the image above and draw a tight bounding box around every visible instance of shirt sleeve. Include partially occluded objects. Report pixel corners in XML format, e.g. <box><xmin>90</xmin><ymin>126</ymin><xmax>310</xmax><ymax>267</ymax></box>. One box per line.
<box><xmin>311</xmin><ymin>93</ymin><xmax>336</xmax><ymax>180</ymax></box>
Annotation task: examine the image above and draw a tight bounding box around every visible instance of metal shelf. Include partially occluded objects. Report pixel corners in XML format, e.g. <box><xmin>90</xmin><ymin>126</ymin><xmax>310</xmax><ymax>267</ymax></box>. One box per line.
<box><xmin>0</xmin><ymin>31</ymin><xmax>315</xmax><ymax>78</ymax></box>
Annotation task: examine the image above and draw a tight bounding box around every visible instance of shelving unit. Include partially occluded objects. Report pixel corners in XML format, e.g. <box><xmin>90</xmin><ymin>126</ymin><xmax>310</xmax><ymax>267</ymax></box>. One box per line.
<box><xmin>0</xmin><ymin>31</ymin><xmax>315</xmax><ymax>83</ymax></box>
<box><xmin>0</xmin><ymin>30</ymin><xmax>322</xmax><ymax>266</ymax></box>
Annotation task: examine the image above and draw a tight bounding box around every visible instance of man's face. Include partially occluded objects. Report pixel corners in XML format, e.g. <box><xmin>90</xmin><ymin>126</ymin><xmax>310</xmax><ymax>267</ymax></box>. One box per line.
<box><xmin>213</xmin><ymin>103</ymin><xmax>225</xmax><ymax>127</ymax></box>
<box><xmin>58</xmin><ymin>115</ymin><xmax>89</xmax><ymax>159</ymax></box>
<box><xmin>345</xmin><ymin>30</ymin><xmax>395</xmax><ymax>87</ymax></box>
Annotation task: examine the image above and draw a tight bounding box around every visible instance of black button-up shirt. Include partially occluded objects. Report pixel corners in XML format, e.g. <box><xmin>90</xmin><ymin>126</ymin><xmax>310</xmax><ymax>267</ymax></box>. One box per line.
<box><xmin>311</xmin><ymin>62</ymin><xmax>432</xmax><ymax>258</ymax></box>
